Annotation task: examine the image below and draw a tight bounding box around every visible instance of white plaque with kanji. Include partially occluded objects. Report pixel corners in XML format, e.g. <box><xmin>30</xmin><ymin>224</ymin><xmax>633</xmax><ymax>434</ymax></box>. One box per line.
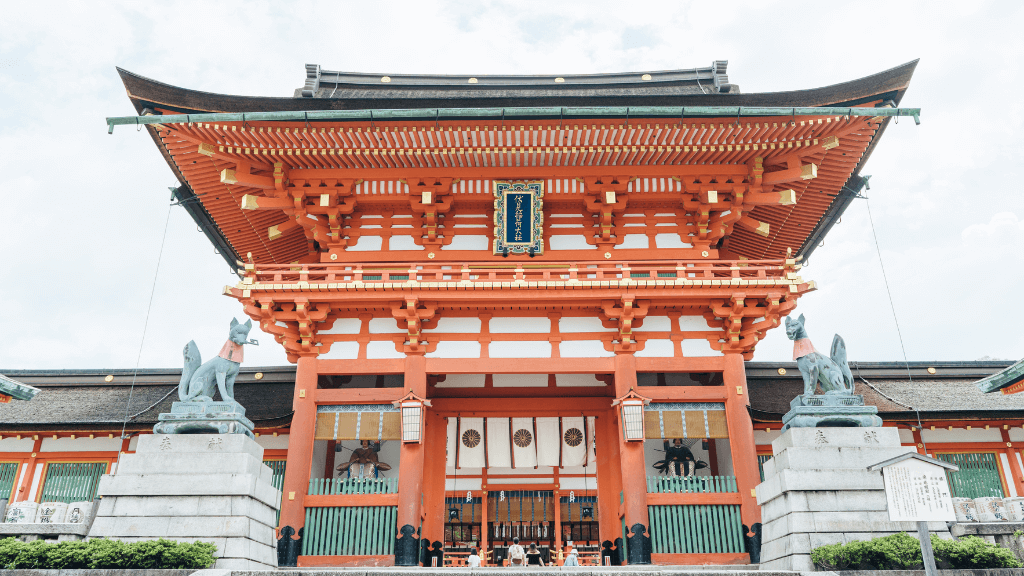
<box><xmin>881</xmin><ymin>457</ymin><xmax>956</xmax><ymax>522</ymax></box>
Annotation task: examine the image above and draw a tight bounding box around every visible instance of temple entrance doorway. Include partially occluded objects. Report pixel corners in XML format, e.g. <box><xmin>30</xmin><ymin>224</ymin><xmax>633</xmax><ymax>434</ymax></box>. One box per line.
<box><xmin>441</xmin><ymin>413</ymin><xmax>603</xmax><ymax>565</ymax></box>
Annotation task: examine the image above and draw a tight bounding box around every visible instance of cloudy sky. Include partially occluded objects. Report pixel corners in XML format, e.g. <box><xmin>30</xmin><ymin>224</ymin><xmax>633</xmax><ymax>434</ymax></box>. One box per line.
<box><xmin>1</xmin><ymin>1</ymin><xmax>1022</xmax><ymax>369</ymax></box>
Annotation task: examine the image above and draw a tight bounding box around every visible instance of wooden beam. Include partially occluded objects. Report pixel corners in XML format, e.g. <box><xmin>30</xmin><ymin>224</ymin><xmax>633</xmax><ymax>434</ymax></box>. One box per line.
<box><xmin>646</xmin><ymin>492</ymin><xmax>742</xmax><ymax>505</ymax></box>
<box><xmin>762</xmin><ymin>163</ymin><xmax>817</xmax><ymax>186</ymax></box>
<box><xmin>745</xmin><ymin>189</ymin><xmax>796</xmax><ymax>205</ymax></box>
<box><xmin>241</xmin><ymin>194</ymin><xmax>294</xmax><ymax>210</ymax></box>
<box><xmin>316</xmin><ymin>359</ymin><xmax>405</xmax><ymax>375</ymax></box>
<box><xmin>424</xmin><ymin>357</ymin><xmax>615</xmax><ymax>374</ymax></box>
<box><xmin>315</xmin><ymin>388</ymin><xmax>405</xmax><ymax>405</ymax></box>
<box><xmin>430</xmin><ymin>397</ymin><xmax>612</xmax><ymax>415</ymax></box>
<box><xmin>303</xmin><ymin>494</ymin><xmax>399</xmax><ymax>507</ymax></box>
<box><xmin>637</xmin><ymin>386</ymin><xmax>728</xmax><ymax>401</ymax></box>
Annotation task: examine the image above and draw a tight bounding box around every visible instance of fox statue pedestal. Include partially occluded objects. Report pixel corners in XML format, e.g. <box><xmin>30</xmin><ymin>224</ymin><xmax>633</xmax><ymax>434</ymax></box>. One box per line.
<box><xmin>88</xmin><ymin>434</ymin><xmax>280</xmax><ymax>569</ymax></box>
<box><xmin>755</xmin><ymin>427</ymin><xmax>951</xmax><ymax>571</ymax></box>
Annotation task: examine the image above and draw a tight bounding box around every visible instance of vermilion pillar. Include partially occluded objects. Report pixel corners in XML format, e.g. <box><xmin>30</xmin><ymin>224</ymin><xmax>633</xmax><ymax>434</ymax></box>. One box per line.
<box><xmin>613</xmin><ymin>353</ymin><xmax>651</xmax><ymax>564</ymax></box>
<box><xmin>278</xmin><ymin>355</ymin><xmax>318</xmax><ymax>566</ymax></box>
<box><xmin>395</xmin><ymin>353</ymin><xmax>427</xmax><ymax>565</ymax></box>
<box><xmin>723</xmin><ymin>352</ymin><xmax>762</xmax><ymax>556</ymax></box>
<box><xmin>420</xmin><ymin>409</ymin><xmax>447</xmax><ymax>555</ymax></box>
<box><xmin>595</xmin><ymin>410</ymin><xmax>623</xmax><ymax>564</ymax></box>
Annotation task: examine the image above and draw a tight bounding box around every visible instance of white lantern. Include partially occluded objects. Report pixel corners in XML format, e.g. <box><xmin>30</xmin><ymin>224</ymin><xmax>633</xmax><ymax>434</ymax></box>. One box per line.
<box><xmin>612</xmin><ymin>389</ymin><xmax>650</xmax><ymax>442</ymax></box>
<box><xmin>620</xmin><ymin>399</ymin><xmax>645</xmax><ymax>441</ymax></box>
<box><xmin>395</xmin><ymin>391</ymin><xmax>431</xmax><ymax>444</ymax></box>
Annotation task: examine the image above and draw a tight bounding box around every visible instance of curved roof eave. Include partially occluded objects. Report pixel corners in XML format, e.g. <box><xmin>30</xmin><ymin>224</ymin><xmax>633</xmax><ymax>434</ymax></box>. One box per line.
<box><xmin>116</xmin><ymin>60</ymin><xmax>917</xmax><ymax>115</ymax></box>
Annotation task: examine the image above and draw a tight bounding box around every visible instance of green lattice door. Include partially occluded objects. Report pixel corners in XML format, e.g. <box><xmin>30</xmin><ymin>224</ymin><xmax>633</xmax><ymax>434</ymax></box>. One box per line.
<box><xmin>757</xmin><ymin>455</ymin><xmax>773</xmax><ymax>482</ymax></box>
<box><xmin>935</xmin><ymin>452</ymin><xmax>1005</xmax><ymax>498</ymax></box>
<box><xmin>39</xmin><ymin>462</ymin><xmax>107</xmax><ymax>503</ymax></box>
<box><xmin>0</xmin><ymin>463</ymin><xmax>19</xmax><ymax>500</ymax></box>
<box><xmin>265</xmin><ymin>459</ymin><xmax>286</xmax><ymax>526</ymax></box>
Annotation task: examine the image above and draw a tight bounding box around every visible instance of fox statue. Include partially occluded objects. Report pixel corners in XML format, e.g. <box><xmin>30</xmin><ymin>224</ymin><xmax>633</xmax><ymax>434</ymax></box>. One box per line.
<box><xmin>784</xmin><ymin>314</ymin><xmax>854</xmax><ymax>396</ymax></box>
<box><xmin>178</xmin><ymin>318</ymin><xmax>253</xmax><ymax>403</ymax></box>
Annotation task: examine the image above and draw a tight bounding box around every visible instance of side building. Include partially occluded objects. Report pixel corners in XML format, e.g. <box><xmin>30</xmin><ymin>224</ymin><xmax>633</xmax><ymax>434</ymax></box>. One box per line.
<box><xmin>3</xmin><ymin>361</ymin><xmax>1022</xmax><ymax>565</ymax></box>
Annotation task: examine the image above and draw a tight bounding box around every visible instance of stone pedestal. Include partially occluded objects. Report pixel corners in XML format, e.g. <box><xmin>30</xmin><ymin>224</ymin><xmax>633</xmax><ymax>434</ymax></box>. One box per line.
<box><xmin>755</xmin><ymin>427</ymin><xmax>951</xmax><ymax>571</ymax></box>
<box><xmin>782</xmin><ymin>394</ymin><xmax>882</xmax><ymax>430</ymax></box>
<box><xmin>89</xmin><ymin>434</ymin><xmax>279</xmax><ymax>569</ymax></box>
<box><xmin>154</xmin><ymin>401</ymin><xmax>255</xmax><ymax>438</ymax></box>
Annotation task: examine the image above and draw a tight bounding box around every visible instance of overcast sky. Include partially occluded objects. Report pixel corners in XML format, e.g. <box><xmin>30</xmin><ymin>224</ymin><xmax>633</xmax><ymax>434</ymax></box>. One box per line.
<box><xmin>1</xmin><ymin>1</ymin><xmax>1022</xmax><ymax>370</ymax></box>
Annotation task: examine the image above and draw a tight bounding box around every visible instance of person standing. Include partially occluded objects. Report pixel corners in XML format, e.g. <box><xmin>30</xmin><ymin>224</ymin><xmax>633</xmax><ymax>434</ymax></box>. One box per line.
<box><xmin>526</xmin><ymin>543</ymin><xmax>545</xmax><ymax>566</ymax></box>
<box><xmin>467</xmin><ymin>548</ymin><xmax>481</xmax><ymax>567</ymax></box>
<box><xmin>508</xmin><ymin>537</ymin><xmax>526</xmax><ymax>567</ymax></box>
<box><xmin>563</xmin><ymin>547</ymin><xmax>580</xmax><ymax>566</ymax></box>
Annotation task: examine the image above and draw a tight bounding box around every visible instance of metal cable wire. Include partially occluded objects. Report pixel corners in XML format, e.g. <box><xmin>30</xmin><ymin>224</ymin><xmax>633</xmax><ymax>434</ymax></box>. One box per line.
<box><xmin>862</xmin><ymin>197</ymin><xmax>928</xmax><ymax>452</ymax></box>
<box><xmin>117</xmin><ymin>203</ymin><xmax>174</xmax><ymax>466</ymax></box>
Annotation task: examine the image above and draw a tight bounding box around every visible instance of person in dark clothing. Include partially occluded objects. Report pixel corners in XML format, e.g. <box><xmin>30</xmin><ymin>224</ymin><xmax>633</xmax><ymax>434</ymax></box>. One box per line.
<box><xmin>526</xmin><ymin>543</ymin><xmax>545</xmax><ymax>566</ymax></box>
<box><xmin>662</xmin><ymin>438</ymin><xmax>696</xmax><ymax>476</ymax></box>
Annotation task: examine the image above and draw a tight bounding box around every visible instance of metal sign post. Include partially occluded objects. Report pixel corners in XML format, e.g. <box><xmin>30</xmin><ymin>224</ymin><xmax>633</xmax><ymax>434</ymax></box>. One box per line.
<box><xmin>868</xmin><ymin>453</ymin><xmax>959</xmax><ymax>576</ymax></box>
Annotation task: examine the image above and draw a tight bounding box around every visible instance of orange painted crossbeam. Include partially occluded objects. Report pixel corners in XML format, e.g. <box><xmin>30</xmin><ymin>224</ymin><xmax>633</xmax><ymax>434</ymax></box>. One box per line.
<box><xmin>651</xmin><ymin>553</ymin><xmax>749</xmax><ymax>565</ymax></box>
<box><xmin>646</xmin><ymin>492</ymin><xmax>742</xmax><ymax>506</ymax></box>
<box><xmin>303</xmin><ymin>494</ymin><xmax>398</xmax><ymax>507</ymax></box>
<box><xmin>297</xmin><ymin>555</ymin><xmax>393</xmax><ymax>567</ymax></box>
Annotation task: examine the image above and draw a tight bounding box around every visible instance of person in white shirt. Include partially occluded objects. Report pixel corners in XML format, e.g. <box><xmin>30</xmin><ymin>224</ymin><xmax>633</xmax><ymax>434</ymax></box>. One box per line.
<box><xmin>467</xmin><ymin>548</ymin><xmax>481</xmax><ymax>567</ymax></box>
<box><xmin>507</xmin><ymin>537</ymin><xmax>526</xmax><ymax>567</ymax></box>
<box><xmin>563</xmin><ymin>547</ymin><xmax>580</xmax><ymax>566</ymax></box>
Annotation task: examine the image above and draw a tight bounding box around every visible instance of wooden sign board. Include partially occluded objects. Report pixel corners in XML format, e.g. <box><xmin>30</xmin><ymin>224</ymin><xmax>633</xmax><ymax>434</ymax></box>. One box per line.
<box><xmin>493</xmin><ymin>181</ymin><xmax>544</xmax><ymax>255</ymax></box>
<box><xmin>880</xmin><ymin>457</ymin><xmax>956</xmax><ymax>522</ymax></box>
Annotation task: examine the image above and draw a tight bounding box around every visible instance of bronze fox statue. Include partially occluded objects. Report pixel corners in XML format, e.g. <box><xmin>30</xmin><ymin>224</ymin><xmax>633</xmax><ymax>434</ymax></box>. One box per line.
<box><xmin>784</xmin><ymin>314</ymin><xmax>854</xmax><ymax>396</ymax></box>
<box><xmin>178</xmin><ymin>318</ymin><xmax>252</xmax><ymax>403</ymax></box>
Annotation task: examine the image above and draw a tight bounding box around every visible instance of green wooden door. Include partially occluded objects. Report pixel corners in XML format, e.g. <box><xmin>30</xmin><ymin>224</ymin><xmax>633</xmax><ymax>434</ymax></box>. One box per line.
<box><xmin>39</xmin><ymin>462</ymin><xmax>107</xmax><ymax>503</ymax></box>
<box><xmin>0</xmin><ymin>463</ymin><xmax>19</xmax><ymax>500</ymax></box>
<box><xmin>264</xmin><ymin>459</ymin><xmax>286</xmax><ymax>526</ymax></box>
<box><xmin>758</xmin><ymin>455</ymin><xmax>773</xmax><ymax>482</ymax></box>
<box><xmin>935</xmin><ymin>452</ymin><xmax>1005</xmax><ymax>498</ymax></box>
<box><xmin>301</xmin><ymin>506</ymin><xmax>397</xmax><ymax>556</ymax></box>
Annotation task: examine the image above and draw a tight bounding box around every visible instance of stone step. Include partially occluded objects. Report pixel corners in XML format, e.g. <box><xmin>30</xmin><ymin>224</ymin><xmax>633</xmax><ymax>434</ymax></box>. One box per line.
<box><xmin>262</xmin><ymin>565</ymin><xmax>774</xmax><ymax>569</ymax></box>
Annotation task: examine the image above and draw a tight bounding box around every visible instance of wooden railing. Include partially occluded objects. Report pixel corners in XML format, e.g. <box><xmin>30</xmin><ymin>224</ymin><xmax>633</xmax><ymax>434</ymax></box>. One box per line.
<box><xmin>648</xmin><ymin>504</ymin><xmax>746</xmax><ymax>555</ymax></box>
<box><xmin>308</xmin><ymin>477</ymin><xmax>399</xmax><ymax>496</ymax></box>
<box><xmin>647</xmin><ymin>475</ymin><xmax>737</xmax><ymax>494</ymax></box>
<box><xmin>301</xmin><ymin>505</ymin><xmax>397</xmax><ymax>557</ymax></box>
<box><xmin>240</xmin><ymin>258</ymin><xmax>799</xmax><ymax>287</ymax></box>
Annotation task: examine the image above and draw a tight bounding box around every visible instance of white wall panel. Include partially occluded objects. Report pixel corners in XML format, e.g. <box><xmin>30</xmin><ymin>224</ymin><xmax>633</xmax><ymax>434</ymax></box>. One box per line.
<box><xmin>428</xmin><ymin>317</ymin><xmax>482</xmax><ymax>333</ymax></box>
<box><xmin>491</xmin><ymin>317</ymin><xmax>550</xmax><ymax>333</ymax></box>
<box><xmin>366</xmin><ymin>341</ymin><xmax>405</xmax><ymax>359</ymax></box>
<box><xmin>681</xmin><ymin>339</ymin><xmax>723</xmax><ymax>357</ymax></box>
<box><xmin>654</xmin><ymin>234</ymin><xmax>693</xmax><ymax>249</ymax></box>
<box><xmin>347</xmin><ymin>236</ymin><xmax>383</xmax><ymax>251</ymax></box>
<box><xmin>634</xmin><ymin>316</ymin><xmax>671</xmax><ymax>332</ymax></box>
<box><xmin>319</xmin><ymin>318</ymin><xmax>362</xmax><ymax>335</ymax></box>
<box><xmin>319</xmin><ymin>341</ymin><xmax>359</xmax><ymax>359</ymax></box>
<box><xmin>559</xmin><ymin>340</ymin><xmax>614</xmax><ymax>358</ymax></box>
<box><xmin>635</xmin><ymin>339</ymin><xmax>675</xmax><ymax>358</ymax></box>
<box><xmin>426</xmin><ymin>341</ymin><xmax>482</xmax><ymax>358</ymax></box>
<box><xmin>559</xmin><ymin>317</ymin><xmax>609</xmax><ymax>333</ymax></box>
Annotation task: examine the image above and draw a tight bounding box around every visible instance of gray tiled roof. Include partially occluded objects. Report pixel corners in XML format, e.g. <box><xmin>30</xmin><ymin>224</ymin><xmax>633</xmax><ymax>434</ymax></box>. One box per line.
<box><xmin>0</xmin><ymin>367</ymin><xmax>294</xmax><ymax>431</ymax></box>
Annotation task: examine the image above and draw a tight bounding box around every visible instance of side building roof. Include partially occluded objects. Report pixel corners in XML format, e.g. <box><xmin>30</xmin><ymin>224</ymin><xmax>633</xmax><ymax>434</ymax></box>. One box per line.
<box><xmin>1</xmin><ymin>360</ymin><xmax>1019</xmax><ymax>433</ymax></box>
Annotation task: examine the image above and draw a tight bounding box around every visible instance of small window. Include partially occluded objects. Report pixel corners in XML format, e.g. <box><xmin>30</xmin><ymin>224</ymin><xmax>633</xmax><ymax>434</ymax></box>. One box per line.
<box><xmin>936</xmin><ymin>452</ymin><xmax>1005</xmax><ymax>498</ymax></box>
<box><xmin>362</xmin><ymin>274</ymin><xmax>382</xmax><ymax>280</ymax></box>
<box><xmin>630</xmin><ymin>272</ymin><xmax>650</xmax><ymax>278</ymax></box>
<box><xmin>39</xmin><ymin>462</ymin><xmax>107</xmax><ymax>503</ymax></box>
<box><xmin>0</xmin><ymin>462</ymin><xmax>19</xmax><ymax>500</ymax></box>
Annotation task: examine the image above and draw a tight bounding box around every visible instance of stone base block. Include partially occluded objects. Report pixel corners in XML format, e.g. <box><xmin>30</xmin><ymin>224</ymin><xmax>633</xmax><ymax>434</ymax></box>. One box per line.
<box><xmin>88</xmin><ymin>434</ymin><xmax>280</xmax><ymax>570</ymax></box>
<box><xmin>756</xmin><ymin>427</ymin><xmax>951</xmax><ymax>571</ymax></box>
